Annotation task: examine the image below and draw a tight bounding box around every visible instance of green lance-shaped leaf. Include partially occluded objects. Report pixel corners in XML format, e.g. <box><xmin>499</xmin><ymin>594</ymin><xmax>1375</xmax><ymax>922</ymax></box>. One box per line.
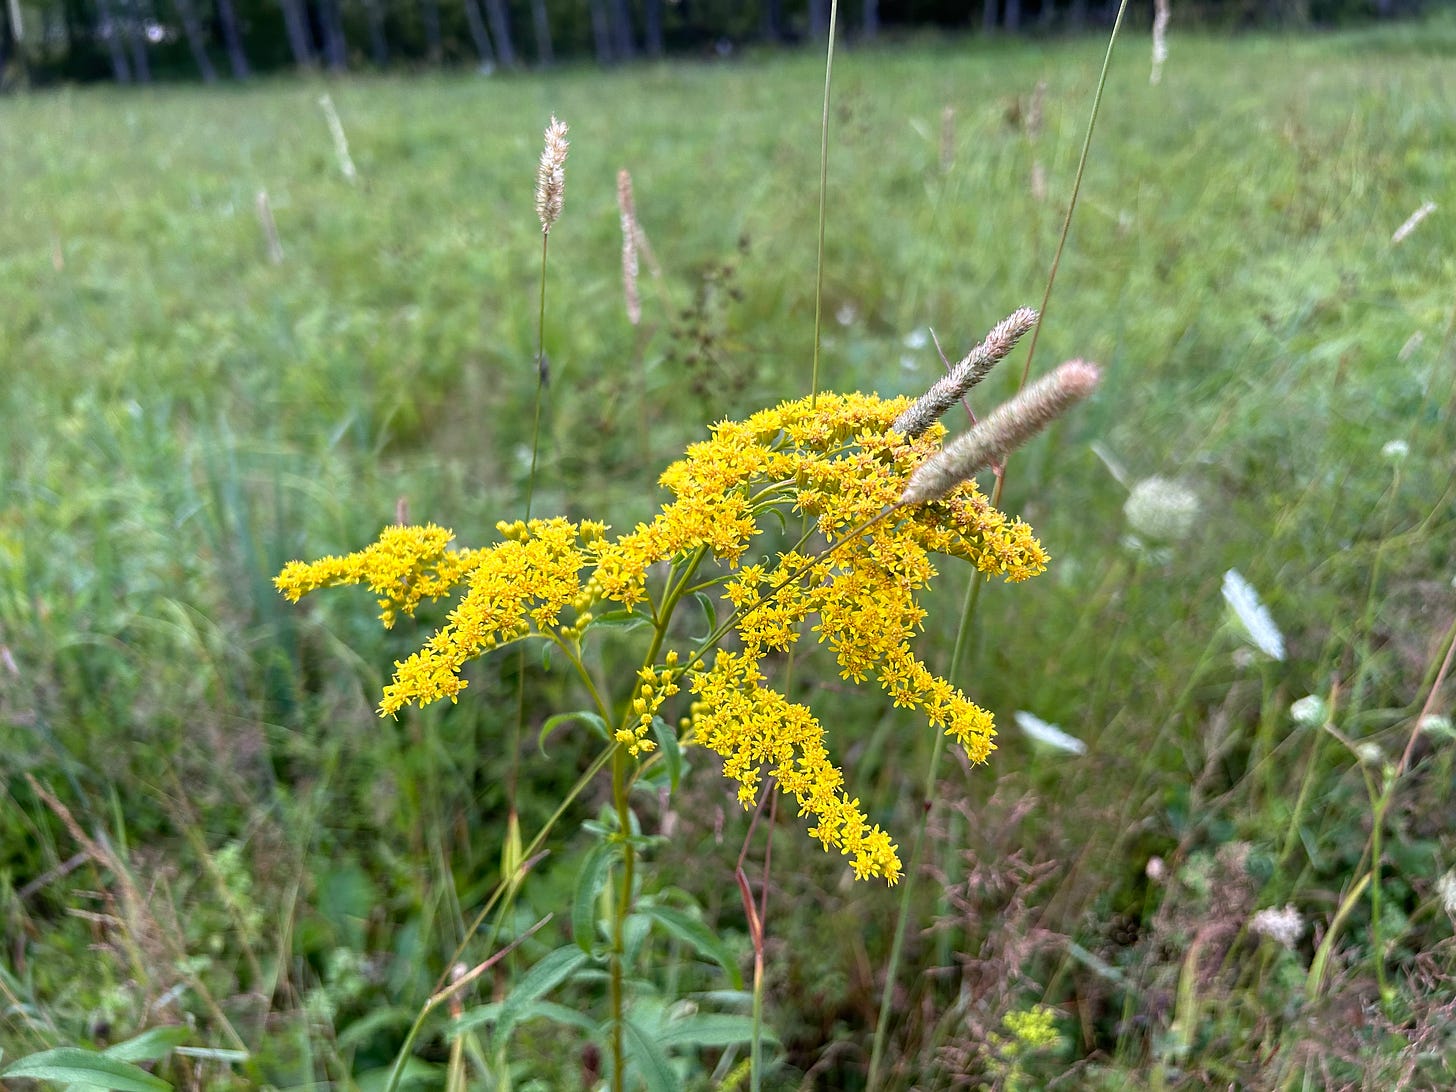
<box><xmin>1</xmin><ymin>1047</ymin><xmax>172</xmax><ymax>1091</ymax></box>
<box><xmin>573</xmin><ymin>840</ymin><xmax>621</xmax><ymax>953</ymax></box>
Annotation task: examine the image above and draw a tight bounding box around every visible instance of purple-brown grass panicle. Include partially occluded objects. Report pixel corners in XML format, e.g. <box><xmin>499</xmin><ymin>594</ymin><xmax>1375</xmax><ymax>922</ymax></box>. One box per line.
<box><xmin>618</xmin><ymin>169</ymin><xmax>641</xmax><ymax>325</ymax></box>
<box><xmin>892</xmin><ymin>307</ymin><xmax>1040</xmax><ymax>438</ymax></box>
<box><xmin>535</xmin><ymin>115</ymin><xmax>569</xmax><ymax>234</ymax></box>
<box><xmin>900</xmin><ymin>359</ymin><xmax>1101</xmax><ymax>506</ymax></box>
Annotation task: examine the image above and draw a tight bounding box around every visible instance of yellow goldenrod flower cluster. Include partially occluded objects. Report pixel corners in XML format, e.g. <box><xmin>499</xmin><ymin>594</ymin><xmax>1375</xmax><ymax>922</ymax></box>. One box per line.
<box><xmin>275</xmin><ymin>390</ymin><xmax>1050</xmax><ymax>884</ymax></box>
<box><xmin>274</xmin><ymin>522</ymin><xmax>484</xmax><ymax>628</ymax></box>
<box><xmin>619</xmin><ymin>650</ymin><xmax>680</xmax><ymax>755</ymax></box>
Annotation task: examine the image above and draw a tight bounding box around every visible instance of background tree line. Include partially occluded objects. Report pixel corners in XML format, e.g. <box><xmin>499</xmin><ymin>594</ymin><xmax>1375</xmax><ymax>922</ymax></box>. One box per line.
<box><xmin>0</xmin><ymin>0</ymin><xmax>1424</xmax><ymax>89</ymax></box>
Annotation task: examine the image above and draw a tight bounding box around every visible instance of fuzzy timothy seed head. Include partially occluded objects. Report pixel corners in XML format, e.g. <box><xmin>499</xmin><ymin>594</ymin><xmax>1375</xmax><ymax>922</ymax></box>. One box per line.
<box><xmin>900</xmin><ymin>359</ymin><xmax>1101</xmax><ymax>506</ymax></box>
<box><xmin>536</xmin><ymin>115</ymin><xmax>570</xmax><ymax>234</ymax></box>
<box><xmin>618</xmin><ymin>169</ymin><xmax>641</xmax><ymax>325</ymax></box>
<box><xmin>892</xmin><ymin>307</ymin><xmax>1039</xmax><ymax>438</ymax></box>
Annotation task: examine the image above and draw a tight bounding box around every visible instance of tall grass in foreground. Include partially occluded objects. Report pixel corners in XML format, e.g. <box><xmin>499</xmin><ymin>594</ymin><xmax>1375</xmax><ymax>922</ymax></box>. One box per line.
<box><xmin>3</xmin><ymin>13</ymin><xmax>1455</xmax><ymax>1090</ymax></box>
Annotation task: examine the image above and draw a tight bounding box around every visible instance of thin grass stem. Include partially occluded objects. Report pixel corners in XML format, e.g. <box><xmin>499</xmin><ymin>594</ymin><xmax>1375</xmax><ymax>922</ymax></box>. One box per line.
<box><xmin>869</xmin><ymin>9</ymin><xmax>1129</xmax><ymax>1084</ymax></box>
<box><xmin>808</xmin><ymin>0</ymin><xmax>839</xmax><ymax>406</ymax></box>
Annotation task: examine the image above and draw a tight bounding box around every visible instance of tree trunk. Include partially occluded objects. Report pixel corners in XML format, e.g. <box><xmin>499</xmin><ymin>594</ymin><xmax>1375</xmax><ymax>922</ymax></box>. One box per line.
<box><xmin>1068</xmin><ymin>0</ymin><xmax>1085</xmax><ymax>28</ymax></box>
<box><xmin>171</xmin><ymin>0</ymin><xmax>218</xmax><ymax>80</ymax></box>
<box><xmin>462</xmin><ymin>0</ymin><xmax>495</xmax><ymax>65</ymax></box>
<box><xmin>588</xmin><ymin>0</ymin><xmax>612</xmax><ymax>63</ymax></box>
<box><xmin>644</xmin><ymin>0</ymin><xmax>662</xmax><ymax>55</ymax></box>
<box><xmin>95</xmin><ymin>0</ymin><xmax>133</xmax><ymax>81</ymax></box>
<box><xmin>608</xmin><ymin>0</ymin><xmax>633</xmax><ymax>58</ymax></box>
<box><xmin>863</xmin><ymin>0</ymin><xmax>878</xmax><ymax>38</ymax></box>
<box><xmin>482</xmin><ymin>0</ymin><xmax>516</xmax><ymax>65</ymax></box>
<box><xmin>530</xmin><ymin>0</ymin><xmax>552</xmax><ymax>64</ymax></box>
<box><xmin>421</xmin><ymin>0</ymin><xmax>441</xmax><ymax>63</ymax></box>
<box><xmin>760</xmin><ymin>0</ymin><xmax>782</xmax><ymax>41</ymax></box>
<box><xmin>125</xmin><ymin>0</ymin><xmax>152</xmax><ymax>82</ymax></box>
<box><xmin>808</xmin><ymin>0</ymin><xmax>827</xmax><ymax>37</ymax></box>
<box><xmin>1004</xmin><ymin>0</ymin><xmax>1021</xmax><ymax>32</ymax></box>
<box><xmin>982</xmin><ymin>0</ymin><xmax>997</xmax><ymax>33</ymax></box>
<box><xmin>278</xmin><ymin>0</ymin><xmax>315</xmax><ymax>66</ymax></box>
<box><xmin>319</xmin><ymin>0</ymin><xmax>347</xmax><ymax>69</ymax></box>
<box><xmin>214</xmin><ymin>0</ymin><xmax>251</xmax><ymax>76</ymax></box>
<box><xmin>0</xmin><ymin>2</ymin><xmax>13</xmax><ymax>81</ymax></box>
<box><xmin>361</xmin><ymin>0</ymin><xmax>388</xmax><ymax>65</ymax></box>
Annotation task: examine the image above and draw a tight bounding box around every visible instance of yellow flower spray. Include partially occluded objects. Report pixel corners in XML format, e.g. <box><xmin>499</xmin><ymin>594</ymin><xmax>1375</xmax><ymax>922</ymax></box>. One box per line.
<box><xmin>276</xmin><ymin>389</ymin><xmax>1057</xmax><ymax>884</ymax></box>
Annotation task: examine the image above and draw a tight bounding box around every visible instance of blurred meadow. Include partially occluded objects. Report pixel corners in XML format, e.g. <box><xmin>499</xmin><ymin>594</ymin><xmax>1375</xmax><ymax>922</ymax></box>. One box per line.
<box><xmin>3</xmin><ymin>12</ymin><xmax>1456</xmax><ymax>1090</ymax></box>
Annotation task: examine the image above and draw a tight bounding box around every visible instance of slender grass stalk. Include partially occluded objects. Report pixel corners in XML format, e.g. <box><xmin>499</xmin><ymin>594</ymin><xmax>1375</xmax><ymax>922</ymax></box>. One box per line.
<box><xmin>867</xmin><ymin>5</ymin><xmax>1130</xmax><ymax>1085</ymax></box>
<box><xmin>808</xmin><ymin>0</ymin><xmax>840</xmax><ymax>407</ymax></box>
<box><xmin>384</xmin><ymin>915</ymin><xmax>553</xmax><ymax>1092</ymax></box>
<box><xmin>510</xmin><ymin>120</ymin><xmax>565</xmax><ymax>946</ymax></box>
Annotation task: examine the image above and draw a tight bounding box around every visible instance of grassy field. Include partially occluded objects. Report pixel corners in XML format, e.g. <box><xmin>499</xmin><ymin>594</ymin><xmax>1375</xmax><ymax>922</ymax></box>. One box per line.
<box><xmin>3</xmin><ymin>13</ymin><xmax>1455</xmax><ymax>1090</ymax></box>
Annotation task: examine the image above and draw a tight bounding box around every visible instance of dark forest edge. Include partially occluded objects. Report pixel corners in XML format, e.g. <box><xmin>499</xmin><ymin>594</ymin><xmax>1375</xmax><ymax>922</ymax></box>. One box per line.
<box><xmin>0</xmin><ymin>0</ymin><xmax>1432</xmax><ymax>88</ymax></box>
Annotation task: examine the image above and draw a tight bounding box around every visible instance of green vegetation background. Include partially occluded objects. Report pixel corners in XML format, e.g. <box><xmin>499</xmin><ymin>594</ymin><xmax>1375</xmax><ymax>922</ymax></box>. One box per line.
<box><xmin>2</xmin><ymin>14</ymin><xmax>1454</xmax><ymax>1088</ymax></box>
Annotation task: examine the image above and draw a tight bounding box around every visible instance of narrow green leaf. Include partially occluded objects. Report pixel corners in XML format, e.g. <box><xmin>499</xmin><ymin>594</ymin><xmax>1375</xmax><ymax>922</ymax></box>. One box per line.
<box><xmin>693</xmin><ymin>591</ymin><xmax>717</xmax><ymax>636</ymax></box>
<box><xmin>337</xmin><ymin>1007</ymin><xmax>416</xmax><ymax>1050</ymax></box>
<box><xmin>573</xmin><ymin>841</ymin><xmax>620</xmax><ymax>954</ymax></box>
<box><xmin>1</xmin><ymin>1047</ymin><xmax>171</xmax><ymax>1091</ymax></box>
<box><xmin>354</xmin><ymin>1057</ymin><xmax>441</xmax><ymax>1092</ymax></box>
<box><xmin>651</xmin><ymin>717</ymin><xmax>682</xmax><ymax>793</ymax></box>
<box><xmin>658</xmin><ymin>1012</ymin><xmax>775</xmax><ymax>1048</ymax></box>
<box><xmin>497</xmin><ymin>946</ymin><xmax>590</xmax><ymax>1045</ymax></box>
<box><xmin>585</xmin><ymin>610</ymin><xmax>650</xmax><ymax>633</ymax></box>
<box><xmin>447</xmin><ymin>1002</ymin><xmax>502</xmax><ymax>1037</ymax></box>
<box><xmin>621</xmin><ymin>1017</ymin><xmax>676</xmax><ymax>1092</ymax></box>
<box><xmin>539</xmin><ymin>710</ymin><xmax>609</xmax><ymax>754</ymax></box>
<box><xmin>639</xmin><ymin>904</ymin><xmax>743</xmax><ymax>989</ymax></box>
<box><xmin>522</xmin><ymin>1000</ymin><xmax>599</xmax><ymax>1034</ymax></box>
<box><xmin>101</xmin><ymin>1027</ymin><xmax>188</xmax><ymax>1065</ymax></box>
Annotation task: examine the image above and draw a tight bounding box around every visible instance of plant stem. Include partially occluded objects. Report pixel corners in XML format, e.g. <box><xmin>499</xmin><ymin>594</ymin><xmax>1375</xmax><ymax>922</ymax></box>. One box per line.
<box><xmin>609</xmin><ymin>746</ymin><xmax>632</xmax><ymax>1092</ymax></box>
<box><xmin>869</xmin><ymin>9</ymin><xmax>1128</xmax><ymax>1084</ymax></box>
<box><xmin>808</xmin><ymin>0</ymin><xmax>839</xmax><ymax>407</ymax></box>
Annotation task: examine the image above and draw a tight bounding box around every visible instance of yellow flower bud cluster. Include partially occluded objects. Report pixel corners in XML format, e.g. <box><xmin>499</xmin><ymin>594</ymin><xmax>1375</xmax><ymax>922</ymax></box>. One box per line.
<box><xmin>616</xmin><ymin>650</ymin><xmax>681</xmax><ymax>756</ymax></box>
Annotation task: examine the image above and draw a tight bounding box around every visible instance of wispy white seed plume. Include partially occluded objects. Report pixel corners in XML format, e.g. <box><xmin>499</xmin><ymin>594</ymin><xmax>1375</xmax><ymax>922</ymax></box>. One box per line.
<box><xmin>1027</xmin><ymin>79</ymin><xmax>1046</xmax><ymax>140</ymax></box>
<box><xmin>255</xmin><ymin>189</ymin><xmax>284</xmax><ymax>265</ymax></box>
<box><xmin>1150</xmin><ymin>0</ymin><xmax>1170</xmax><ymax>85</ymax></box>
<box><xmin>317</xmin><ymin>93</ymin><xmax>358</xmax><ymax>182</ymax></box>
<box><xmin>617</xmin><ymin>169</ymin><xmax>641</xmax><ymax>325</ymax></box>
<box><xmin>892</xmin><ymin>307</ymin><xmax>1040</xmax><ymax>438</ymax></box>
<box><xmin>1391</xmin><ymin>200</ymin><xmax>1435</xmax><ymax>245</ymax></box>
<box><xmin>1124</xmin><ymin>476</ymin><xmax>1199</xmax><ymax>542</ymax></box>
<box><xmin>1381</xmin><ymin>438</ymin><xmax>1410</xmax><ymax>462</ymax></box>
<box><xmin>1418</xmin><ymin>713</ymin><xmax>1454</xmax><ymax>742</ymax></box>
<box><xmin>899</xmin><ymin>359</ymin><xmax>1101</xmax><ymax>505</ymax></box>
<box><xmin>535</xmin><ymin>115</ymin><xmax>569</xmax><ymax>234</ymax></box>
<box><xmin>1221</xmin><ymin>569</ymin><xmax>1285</xmax><ymax>662</ymax></box>
<box><xmin>1015</xmin><ymin>711</ymin><xmax>1087</xmax><ymax>755</ymax></box>
<box><xmin>1250</xmin><ymin>904</ymin><xmax>1304</xmax><ymax>949</ymax></box>
<box><xmin>1289</xmin><ymin>694</ymin><xmax>1327</xmax><ymax>728</ymax></box>
<box><xmin>1437</xmin><ymin>869</ymin><xmax>1456</xmax><ymax>920</ymax></box>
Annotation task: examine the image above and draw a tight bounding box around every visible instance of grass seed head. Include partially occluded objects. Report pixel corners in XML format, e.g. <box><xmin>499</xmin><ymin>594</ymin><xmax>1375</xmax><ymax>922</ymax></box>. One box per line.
<box><xmin>900</xmin><ymin>359</ymin><xmax>1101</xmax><ymax>505</ymax></box>
<box><xmin>618</xmin><ymin>168</ymin><xmax>641</xmax><ymax>324</ymax></box>
<box><xmin>892</xmin><ymin>307</ymin><xmax>1040</xmax><ymax>438</ymax></box>
<box><xmin>536</xmin><ymin>115</ymin><xmax>569</xmax><ymax>234</ymax></box>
